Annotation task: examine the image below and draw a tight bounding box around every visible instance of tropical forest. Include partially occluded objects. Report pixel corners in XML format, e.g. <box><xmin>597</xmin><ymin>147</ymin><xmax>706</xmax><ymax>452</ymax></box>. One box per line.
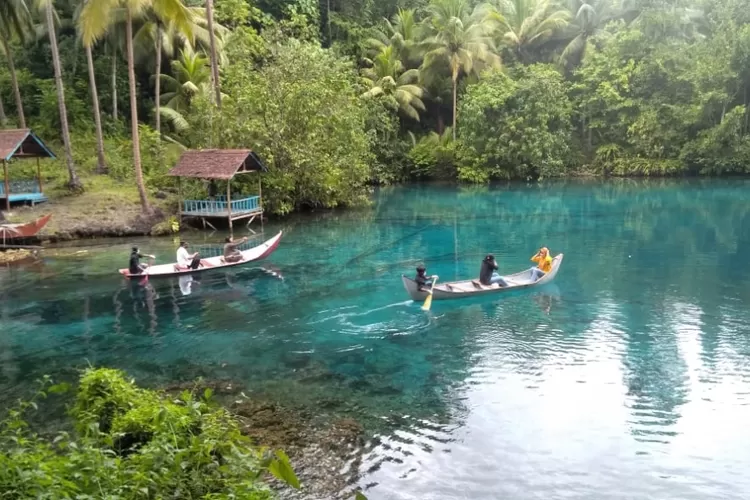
<box><xmin>1</xmin><ymin>0</ymin><xmax>749</xmax><ymax>219</ymax></box>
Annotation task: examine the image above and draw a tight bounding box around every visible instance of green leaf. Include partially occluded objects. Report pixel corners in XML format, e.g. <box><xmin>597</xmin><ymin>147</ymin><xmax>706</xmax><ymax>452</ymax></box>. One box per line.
<box><xmin>203</xmin><ymin>388</ymin><xmax>213</xmax><ymax>401</ymax></box>
<box><xmin>48</xmin><ymin>382</ymin><xmax>71</xmax><ymax>394</ymax></box>
<box><xmin>268</xmin><ymin>450</ymin><xmax>300</xmax><ymax>489</ymax></box>
<box><xmin>355</xmin><ymin>492</ymin><xmax>368</xmax><ymax>500</ymax></box>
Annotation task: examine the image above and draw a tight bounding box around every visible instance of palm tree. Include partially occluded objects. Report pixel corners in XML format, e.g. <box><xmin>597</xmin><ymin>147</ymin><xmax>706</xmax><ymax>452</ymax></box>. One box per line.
<box><xmin>39</xmin><ymin>0</ymin><xmax>81</xmax><ymax>189</ymax></box>
<box><xmin>79</xmin><ymin>0</ymin><xmax>194</xmax><ymax>213</ymax></box>
<box><xmin>204</xmin><ymin>0</ymin><xmax>220</xmax><ymax>108</ymax></box>
<box><xmin>560</xmin><ymin>0</ymin><xmax>613</xmax><ymax>68</ymax></box>
<box><xmin>0</xmin><ymin>0</ymin><xmax>31</xmax><ymax>128</ymax></box>
<box><xmin>133</xmin><ymin>8</ymin><xmax>212</xmax><ymax>135</ymax></box>
<box><xmin>362</xmin><ymin>45</ymin><xmax>426</xmax><ymax>121</ymax></box>
<box><xmin>85</xmin><ymin>43</ymin><xmax>107</xmax><ymax>173</ymax></box>
<box><xmin>0</xmin><ymin>91</ymin><xmax>6</xmax><ymax>126</ymax></box>
<box><xmin>74</xmin><ymin>1</ymin><xmax>107</xmax><ymax>173</ymax></box>
<box><xmin>368</xmin><ymin>8</ymin><xmax>422</xmax><ymax>67</ymax></box>
<box><xmin>422</xmin><ymin>0</ymin><xmax>501</xmax><ymax>139</ymax></box>
<box><xmin>158</xmin><ymin>43</ymin><xmax>211</xmax><ymax>133</ymax></box>
<box><xmin>493</xmin><ymin>0</ymin><xmax>570</xmax><ymax>63</ymax></box>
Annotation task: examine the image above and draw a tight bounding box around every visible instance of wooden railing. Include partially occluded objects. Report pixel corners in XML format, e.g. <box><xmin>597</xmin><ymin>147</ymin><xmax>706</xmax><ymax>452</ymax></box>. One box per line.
<box><xmin>182</xmin><ymin>196</ymin><xmax>260</xmax><ymax>214</ymax></box>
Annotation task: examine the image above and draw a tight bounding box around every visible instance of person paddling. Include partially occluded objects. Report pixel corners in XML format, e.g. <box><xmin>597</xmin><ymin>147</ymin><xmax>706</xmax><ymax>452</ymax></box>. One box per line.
<box><xmin>129</xmin><ymin>246</ymin><xmax>155</xmax><ymax>275</ymax></box>
<box><xmin>415</xmin><ymin>265</ymin><xmax>436</xmax><ymax>292</ymax></box>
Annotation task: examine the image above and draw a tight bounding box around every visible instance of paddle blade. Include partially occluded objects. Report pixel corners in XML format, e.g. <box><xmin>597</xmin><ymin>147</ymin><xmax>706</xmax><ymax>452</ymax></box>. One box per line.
<box><xmin>421</xmin><ymin>293</ymin><xmax>433</xmax><ymax>311</ymax></box>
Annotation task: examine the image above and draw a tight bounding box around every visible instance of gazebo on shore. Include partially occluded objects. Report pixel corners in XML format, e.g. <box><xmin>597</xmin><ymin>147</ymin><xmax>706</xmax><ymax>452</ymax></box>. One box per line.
<box><xmin>168</xmin><ymin>149</ymin><xmax>267</xmax><ymax>230</ymax></box>
<box><xmin>0</xmin><ymin>129</ymin><xmax>56</xmax><ymax>211</ymax></box>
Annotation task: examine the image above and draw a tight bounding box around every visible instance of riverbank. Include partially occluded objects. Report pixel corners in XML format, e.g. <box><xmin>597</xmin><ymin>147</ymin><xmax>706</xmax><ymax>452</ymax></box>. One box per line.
<box><xmin>3</xmin><ymin>176</ymin><xmax>172</xmax><ymax>241</ymax></box>
<box><xmin>162</xmin><ymin>377</ymin><xmax>366</xmax><ymax>500</ymax></box>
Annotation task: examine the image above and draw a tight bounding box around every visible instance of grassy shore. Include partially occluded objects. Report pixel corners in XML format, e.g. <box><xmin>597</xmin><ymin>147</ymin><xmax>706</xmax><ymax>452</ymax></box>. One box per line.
<box><xmin>4</xmin><ymin>175</ymin><xmax>173</xmax><ymax>241</ymax></box>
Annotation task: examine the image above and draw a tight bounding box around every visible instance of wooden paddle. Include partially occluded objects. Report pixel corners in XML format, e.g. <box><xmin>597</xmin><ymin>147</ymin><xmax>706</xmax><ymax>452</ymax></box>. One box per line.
<box><xmin>421</xmin><ymin>275</ymin><xmax>438</xmax><ymax>311</ymax></box>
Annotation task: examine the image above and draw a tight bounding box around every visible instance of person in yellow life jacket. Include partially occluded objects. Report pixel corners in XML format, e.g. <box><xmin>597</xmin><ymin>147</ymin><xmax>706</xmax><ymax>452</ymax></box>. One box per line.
<box><xmin>529</xmin><ymin>247</ymin><xmax>552</xmax><ymax>281</ymax></box>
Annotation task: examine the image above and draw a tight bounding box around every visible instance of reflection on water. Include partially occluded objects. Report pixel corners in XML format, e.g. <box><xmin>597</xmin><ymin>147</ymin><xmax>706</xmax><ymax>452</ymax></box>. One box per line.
<box><xmin>1</xmin><ymin>179</ymin><xmax>750</xmax><ymax>499</ymax></box>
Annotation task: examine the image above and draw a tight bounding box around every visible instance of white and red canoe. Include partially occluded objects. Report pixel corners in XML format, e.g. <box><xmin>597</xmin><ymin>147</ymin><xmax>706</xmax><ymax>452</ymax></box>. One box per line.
<box><xmin>118</xmin><ymin>230</ymin><xmax>283</xmax><ymax>279</ymax></box>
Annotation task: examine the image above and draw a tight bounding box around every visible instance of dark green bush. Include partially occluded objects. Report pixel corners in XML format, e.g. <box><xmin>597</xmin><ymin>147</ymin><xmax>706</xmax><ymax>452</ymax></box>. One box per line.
<box><xmin>0</xmin><ymin>369</ymin><xmax>299</xmax><ymax>499</ymax></box>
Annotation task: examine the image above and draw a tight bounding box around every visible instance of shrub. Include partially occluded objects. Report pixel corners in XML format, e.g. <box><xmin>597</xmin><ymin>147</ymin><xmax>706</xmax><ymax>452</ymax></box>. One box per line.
<box><xmin>0</xmin><ymin>369</ymin><xmax>299</xmax><ymax>498</ymax></box>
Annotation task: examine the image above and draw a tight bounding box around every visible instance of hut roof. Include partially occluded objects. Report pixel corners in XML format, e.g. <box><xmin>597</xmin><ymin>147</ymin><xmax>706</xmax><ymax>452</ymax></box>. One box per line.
<box><xmin>0</xmin><ymin>129</ymin><xmax>56</xmax><ymax>161</ymax></box>
<box><xmin>168</xmin><ymin>149</ymin><xmax>268</xmax><ymax>180</ymax></box>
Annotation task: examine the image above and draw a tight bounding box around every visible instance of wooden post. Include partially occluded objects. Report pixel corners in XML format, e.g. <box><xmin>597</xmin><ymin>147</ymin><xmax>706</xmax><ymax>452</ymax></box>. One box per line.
<box><xmin>177</xmin><ymin>177</ymin><xmax>182</xmax><ymax>226</ymax></box>
<box><xmin>36</xmin><ymin>158</ymin><xmax>43</xmax><ymax>195</ymax></box>
<box><xmin>226</xmin><ymin>179</ymin><xmax>232</xmax><ymax>233</ymax></box>
<box><xmin>258</xmin><ymin>174</ymin><xmax>262</xmax><ymax>211</ymax></box>
<box><xmin>3</xmin><ymin>160</ymin><xmax>9</xmax><ymax>212</ymax></box>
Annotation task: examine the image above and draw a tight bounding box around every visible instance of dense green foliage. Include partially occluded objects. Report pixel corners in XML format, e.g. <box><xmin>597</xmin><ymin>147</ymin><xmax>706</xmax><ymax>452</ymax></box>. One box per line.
<box><xmin>459</xmin><ymin>64</ymin><xmax>573</xmax><ymax>181</ymax></box>
<box><xmin>2</xmin><ymin>0</ymin><xmax>750</xmax><ymax>217</ymax></box>
<box><xmin>0</xmin><ymin>369</ymin><xmax>299</xmax><ymax>498</ymax></box>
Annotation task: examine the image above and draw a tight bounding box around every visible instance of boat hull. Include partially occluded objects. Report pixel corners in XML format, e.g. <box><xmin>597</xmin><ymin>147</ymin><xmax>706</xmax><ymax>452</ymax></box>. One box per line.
<box><xmin>403</xmin><ymin>254</ymin><xmax>563</xmax><ymax>301</ymax></box>
<box><xmin>118</xmin><ymin>231</ymin><xmax>283</xmax><ymax>278</ymax></box>
<box><xmin>0</xmin><ymin>214</ymin><xmax>52</xmax><ymax>239</ymax></box>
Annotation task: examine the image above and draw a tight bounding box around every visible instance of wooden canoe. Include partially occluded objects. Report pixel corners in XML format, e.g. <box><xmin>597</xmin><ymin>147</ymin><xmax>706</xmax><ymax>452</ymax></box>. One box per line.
<box><xmin>0</xmin><ymin>214</ymin><xmax>52</xmax><ymax>240</ymax></box>
<box><xmin>118</xmin><ymin>230</ymin><xmax>283</xmax><ymax>279</ymax></box>
<box><xmin>402</xmin><ymin>254</ymin><xmax>563</xmax><ymax>301</ymax></box>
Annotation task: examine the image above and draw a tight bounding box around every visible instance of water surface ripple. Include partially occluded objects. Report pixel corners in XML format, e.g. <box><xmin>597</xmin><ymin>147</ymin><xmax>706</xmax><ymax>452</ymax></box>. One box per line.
<box><xmin>1</xmin><ymin>180</ymin><xmax>750</xmax><ymax>499</ymax></box>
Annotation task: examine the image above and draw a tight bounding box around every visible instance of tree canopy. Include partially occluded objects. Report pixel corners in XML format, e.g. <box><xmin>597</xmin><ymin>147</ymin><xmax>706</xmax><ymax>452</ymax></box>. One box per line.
<box><xmin>1</xmin><ymin>0</ymin><xmax>750</xmax><ymax>215</ymax></box>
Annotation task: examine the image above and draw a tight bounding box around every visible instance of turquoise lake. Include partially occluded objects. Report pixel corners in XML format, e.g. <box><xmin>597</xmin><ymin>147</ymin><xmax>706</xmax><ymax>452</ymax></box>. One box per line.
<box><xmin>2</xmin><ymin>179</ymin><xmax>750</xmax><ymax>499</ymax></box>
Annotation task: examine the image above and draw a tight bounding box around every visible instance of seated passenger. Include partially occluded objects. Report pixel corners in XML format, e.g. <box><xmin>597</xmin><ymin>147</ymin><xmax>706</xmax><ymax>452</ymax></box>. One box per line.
<box><xmin>479</xmin><ymin>254</ymin><xmax>508</xmax><ymax>287</ymax></box>
<box><xmin>530</xmin><ymin>247</ymin><xmax>552</xmax><ymax>281</ymax></box>
<box><xmin>176</xmin><ymin>241</ymin><xmax>203</xmax><ymax>270</ymax></box>
<box><xmin>224</xmin><ymin>236</ymin><xmax>249</xmax><ymax>263</ymax></box>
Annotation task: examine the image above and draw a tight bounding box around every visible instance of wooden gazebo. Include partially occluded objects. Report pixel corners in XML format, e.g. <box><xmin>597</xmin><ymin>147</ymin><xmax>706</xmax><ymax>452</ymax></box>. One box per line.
<box><xmin>0</xmin><ymin>129</ymin><xmax>56</xmax><ymax>211</ymax></box>
<box><xmin>168</xmin><ymin>149</ymin><xmax>267</xmax><ymax>230</ymax></box>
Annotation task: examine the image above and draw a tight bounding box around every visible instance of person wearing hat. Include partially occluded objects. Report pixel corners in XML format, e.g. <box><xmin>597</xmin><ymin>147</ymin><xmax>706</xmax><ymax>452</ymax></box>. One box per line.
<box><xmin>129</xmin><ymin>246</ymin><xmax>155</xmax><ymax>275</ymax></box>
<box><xmin>176</xmin><ymin>241</ymin><xmax>203</xmax><ymax>270</ymax></box>
<box><xmin>415</xmin><ymin>265</ymin><xmax>436</xmax><ymax>292</ymax></box>
<box><xmin>479</xmin><ymin>254</ymin><xmax>508</xmax><ymax>287</ymax></box>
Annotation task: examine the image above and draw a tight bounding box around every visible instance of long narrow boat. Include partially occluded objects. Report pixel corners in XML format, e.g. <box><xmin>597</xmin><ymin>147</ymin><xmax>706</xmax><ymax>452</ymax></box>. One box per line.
<box><xmin>0</xmin><ymin>214</ymin><xmax>52</xmax><ymax>240</ymax></box>
<box><xmin>402</xmin><ymin>254</ymin><xmax>563</xmax><ymax>301</ymax></box>
<box><xmin>118</xmin><ymin>230</ymin><xmax>283</xmax><ymax>279</ymax></box>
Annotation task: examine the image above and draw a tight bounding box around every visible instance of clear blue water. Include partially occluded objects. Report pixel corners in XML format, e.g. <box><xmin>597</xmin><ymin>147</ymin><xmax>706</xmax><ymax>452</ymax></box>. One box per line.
<box><xmin>2</xmin><ymin>179</ymin><xmax>750</xmax><ymax>499</ymax></box>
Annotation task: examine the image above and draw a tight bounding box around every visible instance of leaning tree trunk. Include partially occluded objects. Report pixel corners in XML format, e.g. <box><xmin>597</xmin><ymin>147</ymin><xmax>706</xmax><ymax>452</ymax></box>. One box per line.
<box><xmin>155</xmin><ymin>26</ymin><xmax>162</xmax><ymax>135</ymax></box>
<box><xmin>46</xmin><ymin>3</ymin><xmax>81</xmax><ymax>190</ymax></box>
<box><xmin>205</xmin><ymin>0</ymin><xmax>222</xmax><ymax>109</ymax></box>
<box><xmin>126</xmin><ymin>9</ymin><xmax>151</xmax><ymax>213</ymax></box>
<box><xmin>85</xmin><ymin>43</ymin><xmax>107</xmax><ymax>174</ymax></box>
<box><xmin>111</xmin><ymin>47</ymin><xmax>118</xmax><ymax>120</ymax></box>
<box><xmin>1</xmin><ymin>35</ymin><xmax>26</xmax><ymax>128</ymax></box>
<box><xmin>0</xmin><ymin>93</ymin><xmax>7</xmax><ymax>126</ymax></box>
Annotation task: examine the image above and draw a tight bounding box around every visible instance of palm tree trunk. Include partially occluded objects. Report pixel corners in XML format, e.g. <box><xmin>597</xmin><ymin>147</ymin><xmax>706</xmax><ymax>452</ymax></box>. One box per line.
<box><xmin>452</xmin><ymin>74</ymin><xmax>457</xmax><ymax>141</ymax></box>
<box><xmin>86</xmin><ymin>44</ymin><xmax>107</xmax><ymax>174</ymax></box>
<box><xmin>205</xmin><ymin>0</ymin><xmax>222</xmax><ymax>109</ymax></box>
<box><xmin>0</xmin><ymin>94</ymin><xmax>7</xmax><ymax>126</ymax></box>
<box><xmin>1</xmin><ymin>34</ymin><xmax>26</xmax><ymax>128</ymax></box>
<box><xmin>46</xmin><ymin>3</ymin><xmax>80</xmax><ymax>190</ymax></box>
<box><xmin>155</xmin><ymin>26</ymin><xmax>162</xmax><ymax>135</ymax></box>
<box><xmin>111</xmin><ymin>47</ymin><xmax>118</xmax><ymax>120</ymax></box>
<box><xmin>126</xmin><ymin>9</ymin><xmax>151</xmax><ymax>213</ymax></box>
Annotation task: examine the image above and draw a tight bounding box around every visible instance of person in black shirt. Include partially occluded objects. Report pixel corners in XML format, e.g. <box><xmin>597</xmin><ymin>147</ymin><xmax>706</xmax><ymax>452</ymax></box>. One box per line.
<box><xmin>478</xmin><ymin>254</ymin><xmax>508</xmax><ymax>287</ymax></box>
<box><xmin>129</xmin><ymin>246</ymin><xmax>155</xmax><ymax>275</ymax></box>
<box><xmin>415</xmin><ymin>265</ymin><xmax>436</xmax><ymax>291</ymax></box>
